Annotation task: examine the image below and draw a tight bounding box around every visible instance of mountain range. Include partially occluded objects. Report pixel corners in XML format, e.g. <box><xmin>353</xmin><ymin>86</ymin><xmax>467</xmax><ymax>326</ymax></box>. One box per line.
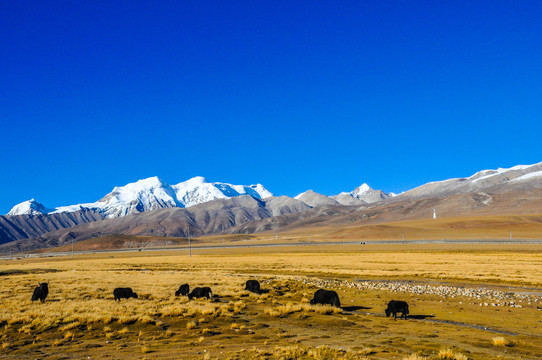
<box><xmin>2</xmin><ymin>161</ymin><xmax>542</xmax><ymax>251</ymax></box>
<box><xmin>7</xmin><ymin>176</ymin><xmax>387</xmax><ymax>218</ymax></box>
<box><xmin>7</xmin><ymin>176</ymin><xmax>273</xmax><ymax>218</ymax></box>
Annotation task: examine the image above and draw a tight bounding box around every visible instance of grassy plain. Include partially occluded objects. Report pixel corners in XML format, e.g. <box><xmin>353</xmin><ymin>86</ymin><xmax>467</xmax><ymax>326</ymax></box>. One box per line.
<box><xmin>31</xmin><ymin>214</ymin><xmax>542</xmax><ymax>254</ymax></box>
<box><xmin>1</xmin><ymin>244</ymin><xmax>541</xmax><ymax>359</ymax></box>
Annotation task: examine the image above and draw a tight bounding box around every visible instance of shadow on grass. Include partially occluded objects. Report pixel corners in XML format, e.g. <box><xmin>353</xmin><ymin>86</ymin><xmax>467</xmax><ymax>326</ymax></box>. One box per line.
<box><xmin>408</xmin><ymin>314</ymin><xmax>435</xmax><ymax>320</ymax></box>
<box><xmin>342</xmin><ymin>305</ymin><xmax>371</xmax><ymax>311</ymax></box>
<box><xmin>0</xmin><ymin>268</ymin><xmax>60</xmax><ymax>276</ymax></box>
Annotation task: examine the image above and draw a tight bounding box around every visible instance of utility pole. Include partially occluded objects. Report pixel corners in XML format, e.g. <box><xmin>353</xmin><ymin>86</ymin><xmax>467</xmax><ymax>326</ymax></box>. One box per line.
<box><xmin>275</xmin><ymin>232</ymin><xmax>278</xmax><ymax>240</ymax></box>
<box><xmin>72</xmin><ymin>239</ymin><xmax>74</xmax><ymax>260</ymax></box>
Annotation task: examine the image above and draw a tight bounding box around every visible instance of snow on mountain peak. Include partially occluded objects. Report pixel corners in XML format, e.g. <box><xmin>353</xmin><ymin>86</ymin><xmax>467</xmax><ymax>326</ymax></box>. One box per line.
<box><xmin>470</xmin><ymin>164</ymin><xmax>535</xmax><ymax>183</ymax></box>
<box><xmin>349</xmin><ymin>183</ymin><xmax>391</xmax><ymax>203</ymax></box>
<box><xmin>173</xmin><ymin>178</ymin><xmax>272</xmax><ymax>208</ymax></box>
<box><xmin>184</xmin><ymin>176</ymin><xmax>207</xmax><ymax>184</ymax></box>
<box><xmin>96</xmin><ymin>176</ymin><xmax>179</xmax><ymax>218</ymax></box>
<box><xmin>119</xmin><ymin>176</ymin><xmax>165</xmax><ymax>190</ymax></box>
<box><xmin>251</xmin><ymin>184</ymin><xmax>273</xmax><ymax>199</ymax></box>
<box><xmin>7</xmin><ymin>199</ymin><xmax>51</xmax><ymax>216</ymax></box>
<box><xmin>6</xmin><ymin>176</ymin><xmax>274</xmax><ymax>218</ymax></box>
<box><xmin>398</xmin><ymin>161</ymin><xmax>542</xmax><ymax>199</ymax></box>
<box><xmin>352</xmin><ymin>183</ymin><xmax>372</xmax><ymax>195</ymax></box>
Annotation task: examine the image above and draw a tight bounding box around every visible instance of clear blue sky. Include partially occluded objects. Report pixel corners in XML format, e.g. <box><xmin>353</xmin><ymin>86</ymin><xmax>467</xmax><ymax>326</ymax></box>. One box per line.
<box><xmin>1</xmin><ymin>1</ymin><xmax>542</xmax><ymax>214</ymax></box>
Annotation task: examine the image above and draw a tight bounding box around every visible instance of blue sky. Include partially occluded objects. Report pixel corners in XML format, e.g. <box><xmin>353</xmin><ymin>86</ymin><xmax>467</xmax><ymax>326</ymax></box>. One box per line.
<box><xmin>1</xmin><ymin>1</ymin><xmax>542</xmax><ymax>214</ymax></box>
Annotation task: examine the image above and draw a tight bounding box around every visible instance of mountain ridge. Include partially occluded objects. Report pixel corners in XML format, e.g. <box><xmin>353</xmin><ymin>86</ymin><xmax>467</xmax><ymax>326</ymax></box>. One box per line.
<box><xmin>8</xmin><ymin>176</ymin><xmax>273</xmax><ymax>218</ymax></box>
<box><xmin>3</xmin><ymin>161</ymin><xmax>542</xmax><ymax>251</ymax></box>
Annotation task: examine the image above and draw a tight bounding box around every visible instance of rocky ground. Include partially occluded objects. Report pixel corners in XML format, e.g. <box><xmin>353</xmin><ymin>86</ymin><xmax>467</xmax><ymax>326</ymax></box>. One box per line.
<box><xmin>294</xmin><ymin>276</ymin><xmax>542</xmax><ymax>309</ymax></box>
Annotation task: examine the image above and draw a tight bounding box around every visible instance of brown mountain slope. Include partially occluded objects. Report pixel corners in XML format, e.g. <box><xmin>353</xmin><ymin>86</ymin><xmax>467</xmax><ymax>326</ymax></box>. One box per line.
<box><xmin>231</xmin><ymin>188</ymin><xmax>542</xmax><ymax>235</ymax></box>
<box><xmin>0</xmin><ymin>209</ymin><xmax>104</xmax><ymax>244</ymax></box>
<box><xmin>0</xmin><ymin>195</ymin><xmax>313</xmax><ymax>252</ymax></box>
<box><xmin>2</xmin><ymin>187</ymin><xmax>542</xmax><ymax>253</ymax></box>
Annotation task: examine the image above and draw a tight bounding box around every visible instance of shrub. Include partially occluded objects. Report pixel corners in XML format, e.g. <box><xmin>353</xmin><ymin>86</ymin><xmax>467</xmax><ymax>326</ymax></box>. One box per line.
<box><xmin>492</xmin><ymin>336</ymin><xmax>512</xmax><ymax>347</ymax></box>
<box><xmin>437</xmin><ymin>349</ymin><xmax>468</xmax><ymax>360</ymax></box>
<box><xmin>403</xmin><ymin>354</ymin><xmax>426</xmax><ymax>360</ymax></box>
<box><xmin>186</xmin><ymin>321</ymin><xmax>197</xmax><ymax>329</ymax></box>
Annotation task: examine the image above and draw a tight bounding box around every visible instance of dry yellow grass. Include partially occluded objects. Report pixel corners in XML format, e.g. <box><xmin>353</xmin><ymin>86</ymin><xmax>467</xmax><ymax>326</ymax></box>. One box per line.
<box><xmin>402</xmin><ymin>355</ymin><xmax>426</xmax><ymax>360</ymax></box>
<box><xmin>492</xmin><ymin>336</ymin><xmax>515</xmax><ymax>347</ymax></box>
<box><xmin>437</xmin><ymin>349</ymin><xmax>468</xmax><ymax>360</ymax></box>
<box><xmin>264</xmin><ymin>302</ymin><xmax>341</xmax><ymax>317</ymax></box>
<box><xmin>40</xmin><ymin>214</ymin><xmax>542</xmax><ymax>254</ymax></box>
<box><xmin>0</xmin><ymin>245</ymin><xmax>541</xmax><ymax>359</ymax></box>
<box><xmin>320</xmin><ymin>214</ymin><xmax>542</xmax><ymax>241</ymax></box>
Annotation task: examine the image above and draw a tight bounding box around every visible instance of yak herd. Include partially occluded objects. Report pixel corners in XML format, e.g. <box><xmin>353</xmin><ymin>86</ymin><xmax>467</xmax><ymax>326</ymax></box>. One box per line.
<box><xmin>31</xmin><ymin>280</ymin><xmax>410</xmax><ymax>320</ymax></box>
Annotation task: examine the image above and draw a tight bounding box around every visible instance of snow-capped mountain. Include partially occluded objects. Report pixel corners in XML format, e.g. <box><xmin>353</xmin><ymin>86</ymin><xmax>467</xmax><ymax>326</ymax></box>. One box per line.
<box><xmin>332</xmin><ymin>183</ymin><xmax>392</xmax><ymax>205</ymax></box>
<box><xmin>7</xmin><ymin>176</ymin><xmax>273</xmax><ymax>218</ymax></box>
<box><xmin>397</xmin><ymin>162</ymin><xmax>542</xmax><ymax>199</ymax></box>
<box><xmin>172</xmin><ymin>176</ymin><xmax>271</xmax><ymax>207</ymax></box>
<box><xmin>7</xmin><ymin>161</ymin><xmax>542</xmax><ymax>219</ymax></box>
<box><xmin>7</xmin><ymin>199</ymin><xmax>52</xmax><ymax>216</ymax></box>
<box><xmin>292</xmin><ymin>185</ymin><xmax>392</xmax><ymax>207</ymax></box>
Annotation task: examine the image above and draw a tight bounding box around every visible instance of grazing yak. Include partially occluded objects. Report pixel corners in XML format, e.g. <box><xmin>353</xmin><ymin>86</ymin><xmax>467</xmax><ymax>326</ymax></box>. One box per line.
<box><xmin>175</xmin><ymin>283</ymin><xmax>190</xmax><ymax>296</ymax></box>
<box><xmin>385</xmin><ymin>300</ymin><xmax>409</xmax><ymax>319</ymax></box>
<box><xmin>31</xmin><ymin>283</ymin><xmax>49</xmax><ymax>303</ymax></box>
<box><xmin>245</xmin><ymin>280</ymin><xmax>261</xmax><ymax>294</ymax></box>
<box><xmin>188</xmin><ymin>287</ymin><xmax>212</xmax><ymax>300</ymax></box>
<box><xmin>113</xmin><ymin>287</ymin><xmax>138</xmax><ymax>301</ymax></box>
<box><xmin>310</xmin><ymin>289</ymin><xmax>340</xmax><ymax>307</ymax></box>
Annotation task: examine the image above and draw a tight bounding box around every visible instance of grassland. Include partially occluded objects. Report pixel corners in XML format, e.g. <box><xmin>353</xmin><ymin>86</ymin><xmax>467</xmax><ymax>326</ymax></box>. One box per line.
<box><xmin>278</xmin><ymin>214</ymin><xmax>542</xmax><ymax>242</ymax></box>
<box><xmin>25</xmin><ymin>214</ymin><xmax>542</xmax><ymax>255</ymax></box>
<box><xmin>1</xmin><ymin>244</ymin><xmax>541</xmax><ymax>359</ymax></box>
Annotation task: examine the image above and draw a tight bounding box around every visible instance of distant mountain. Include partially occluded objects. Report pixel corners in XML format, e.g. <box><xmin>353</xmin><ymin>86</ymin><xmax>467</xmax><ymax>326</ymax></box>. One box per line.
<box><xmin>264</xmin><ymin>196</ymin><xmax>312</xmax><ymax>216</ymax></box>
<box><xmin>0</xmin><ymin>208</ymin><xmax>104</xmax><ymax>245</ymax></box>
<box><xmin>330</xmin><ymin>193</ymin><xmax>367</xmax><ymax>206</ymax></box>
<box><xmin>396</xmin><ymin>162</ymin><xmax>542</xmax><ymax>200</ymax></box>
<box><xmin>7</xmin><ymin>176</ymin><xmax>273</xmax><ymax>219</ymax></box>
<box><xmin>1</xmin><ymin>195</ymin><xmax>312</xmax><ymax>251</ymax></box>
<box><xmin>7</xmin><ymin>199</ymin><xmax>52</xmax><ymax>216</ymax></box>
<box><xmin>294</xmin><ymin>190</ymin><xmax>338</xmax><ymax>207</ymax></box>
<box><xmin>331</xmin><ymin>183</ymin><xmax>392</xmax><ymax>205</ymax></box>
<box><xmin>294</xmin><ymin>185</ymin><xmax>392</xmax><ymax>207</ymax></box>
<box><xmin>3</xmin><ymin>161</ymin><xmax>542</xmax><ymax>251</ymax></box>
<box><xmin>351</xmin><ymin>183</ymin><xmax>393</xmax><ymax>203</ymax></box>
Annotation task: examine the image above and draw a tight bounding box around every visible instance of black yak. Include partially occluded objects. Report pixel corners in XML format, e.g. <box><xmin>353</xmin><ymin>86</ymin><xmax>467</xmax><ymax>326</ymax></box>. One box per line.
<box><xmin>385</xmin><ymin>300</ymin><xmax>409</xmax><ymax>319</ymax></box>
<box><xmin>188</xmin><ymin>287</ymin><xmax>212</xmax><ymax>300</ymax></box>
<box><xmin>31</xmin><ymin>283</ymin><xmax>49</xmax><ymax>303</ymax></box>
<box><xmin>310</xmin><ymin>289</ymin><xmax>340</xmax><ymax>307</ymax></box>
<box><xmin>113</xmin><ymin>287</ymin><xmax>138</xmax><ymax>301</ymax></box>
<box><xmin>245</xmin><ymin>280</ymin><xmax>261</xmax><ymax>294</ymax></box>
<box><xmin>175</xmin><ymin>283</ymin><xmax>190</xmax><ymax>296</ymax></box>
